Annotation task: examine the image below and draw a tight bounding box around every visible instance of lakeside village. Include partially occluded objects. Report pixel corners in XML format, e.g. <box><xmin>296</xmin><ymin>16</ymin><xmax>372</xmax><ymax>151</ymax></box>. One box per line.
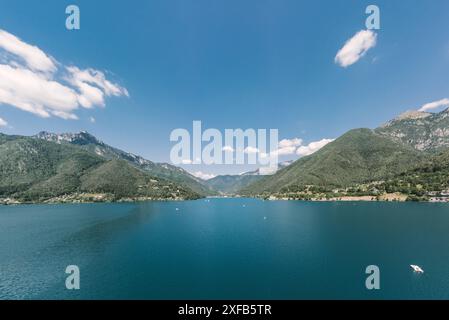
<box><xmin>2</xmin><ymin>188</ymin><xmax>449</xmax><ymax>205</ymax></box>
<box><xmin>261</xmin><ymin>183</ymin><xmax>449</xmax><ymax>203</ymax></box>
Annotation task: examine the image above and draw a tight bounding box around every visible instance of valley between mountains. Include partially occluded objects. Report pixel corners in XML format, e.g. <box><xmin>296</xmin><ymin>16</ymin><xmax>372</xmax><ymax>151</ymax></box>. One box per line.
<box><xmin>2</xmin><ymin>108</ymin><xmax>449</xmax><ymax>204</ymax></box>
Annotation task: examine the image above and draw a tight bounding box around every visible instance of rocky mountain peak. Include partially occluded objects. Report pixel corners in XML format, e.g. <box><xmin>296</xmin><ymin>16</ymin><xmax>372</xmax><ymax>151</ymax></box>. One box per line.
<box><xmin>35</xmin><ymin>131</ymin><xmax>101</xmax><ymax>145</ymax></box>
<box><xmin>376</xmin><ymin>108</ymin><xmax>449</xmax><ymax>151</ymax></box>
<box><xmin>395</xmin><ymin>110</ymin><xmax>431</xmax><ymax>121</ymax></box>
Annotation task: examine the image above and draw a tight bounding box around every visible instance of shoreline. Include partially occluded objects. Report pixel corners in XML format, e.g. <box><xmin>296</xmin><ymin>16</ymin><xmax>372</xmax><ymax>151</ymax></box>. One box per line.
<box><xmin>261</xmin><ymin>193</ymin><xmax>449</xmax><ymax>203</ymax></box>
<box><xmin>0</xmin><ymin>198</ymin><xmax>194</xmax><ymax>206</ymax></box>
<box><xmin>0</xmin><ymin>192</ymin><xmax>201</xmax><ymax>206</ymax></box>
<box><xmin>2</xmin><ymin>193</ymin><xmax>448</xmax><ymax>205</ymax></box>
<box><xmin>264</xmin><ymin>193</ymin><xmax>407</xmax><ymax>202</ymax></box>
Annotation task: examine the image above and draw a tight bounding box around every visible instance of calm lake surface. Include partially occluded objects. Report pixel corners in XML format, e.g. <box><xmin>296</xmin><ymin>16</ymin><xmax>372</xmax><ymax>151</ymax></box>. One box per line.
<box><xmin>1</xmin><ymin>198</ymin><xmax>449</xmax><ymax>299</ymax></box>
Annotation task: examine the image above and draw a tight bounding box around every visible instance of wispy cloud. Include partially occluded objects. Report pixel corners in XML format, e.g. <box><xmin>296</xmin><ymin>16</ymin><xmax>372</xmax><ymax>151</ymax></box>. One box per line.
<box><xmin>0</xmin><ymin>64</ymin><xmax>79</xmax><ymax>119</ymax></box>
<box><xmin>191</xmin><ymin>171</ymin><xmax>216</xmax><ymax>180</ymax></box>
<box><xmin>335</xmin><ymin>30</ymin><xmax>377</xmax><ymax>67</ymax></box>
<box><xmin>0</xmin><ymin>29</ymin><xmax>128</xmax><ymax>120</ymax></box>
<box><xmin>296</xmin><ymin>138</ymin><xmax>334</xmax><ymax>156</ymax></box>
<box><xmin>239</xmin><ymin>136</ymin><xmax>332</xmax><ymax>158</ymax></box>
<box><xmin>65</xmin><ymin>66</ymin><xmax>129</xmax><ymax>109</ymax></box>
<box><xmin>89</xmin><ymin>116</ymin><xmax>96</xmax><ymax>123</ymax></box>
<box><xmin>418</xmin><ymin>98</ymin><xmax>449</xmax><ymax>112</ymax></box>
<box><xmin>0</xmin><ymin>30</ymin><xmax>56</xmax><ymax>74</ymax></box>
<box><xmin>0</xmin><ymin>117</ymin><xmax>7</xmax><ymax>127</ymax></box>
<box><xmin>178</xmin><ymin>136</ymin><xmax>333</xmax><ymax>170</ymax></box>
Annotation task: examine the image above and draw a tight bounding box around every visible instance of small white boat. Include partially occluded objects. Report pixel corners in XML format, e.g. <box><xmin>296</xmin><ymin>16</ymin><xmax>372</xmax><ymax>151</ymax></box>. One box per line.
<box><xmin>410</xmin><ymin>265</ymin><xmax>424</xmax><ymax>273</ymax></box>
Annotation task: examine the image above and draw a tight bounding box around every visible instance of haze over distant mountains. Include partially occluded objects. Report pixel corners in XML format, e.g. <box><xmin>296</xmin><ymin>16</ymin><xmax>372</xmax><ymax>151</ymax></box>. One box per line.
<box><xmin>205</xmin><ymin>161</ymin><xmax>293</xmax><ymax>194</ymax></box>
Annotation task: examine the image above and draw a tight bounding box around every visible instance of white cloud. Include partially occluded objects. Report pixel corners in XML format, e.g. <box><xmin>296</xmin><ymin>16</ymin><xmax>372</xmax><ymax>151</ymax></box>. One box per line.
<box><xmin>222</xmin><ymin>145</ymin><xmax>234</xmax><ymax>152</ymax></box>
<box><xmin>176</xmin><ymin>137</ymin><xmax>333</xmax><ymax>171</ymax></box>
<box><xmin>0</xmin><ymin>64</ymin><xmax>79</xmax><ymax>119</ymax></box>
<box><xmin>275</xmin><ymin>146</ymin><xmax>297</xmax><ymax>156</ymax></box>
<box><xmin>89</xmin><ymin>116</ymin><xmax>96</xmax><ymax>123</ymax></box>
<box><xmin>192</xmin><ymin>171</ymin><xmax>216</xmax><ymax>180</ymax></box>
<box><xmin>240</xmin><ymin>137</ymin><xmax>303</xmax><ymax>158</ymax></box>
<box><xmin>0</xmin><ymin>117</ymin><xmax>7</xmax><ymax>127</ymax></box>
<box><xmin>296</xmin><ymin>138</ymin><xmax>334</xmax><ymax>156</ymax></box>
<box><xmin>335</xmin><ymin>30</ymin><xmax>377</xmax><ymax>67</ymax></box>
<box><xmin>272</xmin><ymin>138</ymin><xmax>303</xmax><ymax>156</ymax></box>
<box><xmin>255</xmin><ymin>137</ymin><xmax>302</xmax><ymax>157</ymax></box>
<box><xmin>232</xmin><ymin>144</ymin><xmax>296</xmax><ymax>157</ymax></box>
<box><xmin>259</xmin><ymin>152</ymin><xmax>268</xmax><ymax>159</ymax></box>
<box><xmin>244</xmin><ymin>146</ymin><xmax>259</xmax><ymax>154</ymax></box>
<box><xmin>418</xmin><ymin>98</ymin><xmax>449</xmax><ymax>112</ymax></box>
<box><xmin>279</xmin><ymin>138</ymin><xmax>302</xmax><ymax>148</ymax></box>
<box><xmin>0</xmin><ymin>29</ymin><xmax>128</xmax><ymax>120</ymax></box>
<box><xmin>0</xmin><ymin>30</ymin><xmax>56</xmax><ymax>74</ymax></box>
<box><xmin>66</xmin><ymin>66</ymin><xmax>129</xmax><ymax>108</ymax></box>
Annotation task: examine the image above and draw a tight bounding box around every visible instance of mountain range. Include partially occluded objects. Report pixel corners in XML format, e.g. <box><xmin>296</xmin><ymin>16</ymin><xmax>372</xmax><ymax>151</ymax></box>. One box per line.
<box><xmin>2</xmin><ymin>108</ymin><xmax>449</xmax><ymax>203</ymax></box>
<box><xmin>241</xmin><ymin>128</ymin><xmax>424</xmax><ymax>194</ymax></box>
<box><xmin>0</xmin><ymin>132</ymin><xmax>208</xmax><ymax>203</ymax></box>
<box><xmin>241</xmin><ymin>108</ymin><xmax>449</xmax><ymax>200</ymax></box>
<box><xmin>35</xmin><ymin>131</ymin><xmax>215</xmax><ymax>197</ymax></box>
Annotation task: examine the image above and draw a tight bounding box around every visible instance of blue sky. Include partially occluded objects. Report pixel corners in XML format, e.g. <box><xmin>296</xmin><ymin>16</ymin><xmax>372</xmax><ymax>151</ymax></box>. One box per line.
<box><xmin>0</xmin><ymin>0</ymin><xmax>449</xmax><ymax>176</ymax></box>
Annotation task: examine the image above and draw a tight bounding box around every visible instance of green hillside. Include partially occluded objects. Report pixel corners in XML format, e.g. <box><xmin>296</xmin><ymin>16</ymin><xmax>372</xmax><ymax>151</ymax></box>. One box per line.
<box><xmin>4</xmin><ymin>110</ymin><xmax>448</xmax><ymax>202</ymax></box>
<box><xmin>35</xmin><ymin>131</ymin><xmax>215</xmax><ymax>196</ymax></box>
<box><xmin>241</xmin><ymin>128</ymin><xmax>425</xmax><ymax>195</ymax></box>
<box><xmin>0</xmin><ymin>134</ymin><xmax>200</xmax><ymax>202</ymax></box>
<box><xmin>79</xmin><ymin>159</ymin><xmax>198</xmax><ymax>200</ymax></box>
<box><xmin>369</xmin><ymin>148</ymin><xmax>449</xmax><ymax>200</ymax></box>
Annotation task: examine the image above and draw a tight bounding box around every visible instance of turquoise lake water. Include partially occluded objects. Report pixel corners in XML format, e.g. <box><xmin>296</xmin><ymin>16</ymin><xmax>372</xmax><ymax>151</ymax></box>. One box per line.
<box><xmin>1</xmin><ymin>198</ymin><xmax>449</xmax><ymax>299</ymax></box>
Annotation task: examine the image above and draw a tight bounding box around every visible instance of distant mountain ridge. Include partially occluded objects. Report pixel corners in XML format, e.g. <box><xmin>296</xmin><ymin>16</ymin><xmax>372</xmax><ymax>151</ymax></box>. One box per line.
<box><xmin>205</xmin><ymin>175</ymin><xmax>263</xmax><ymax>194</ymax></box>
<box><xmin>240</xmin><ymin>160</ymin><xmax>294</xmax><ymax>176</ymax></box>
<box><xmin>205</xmin><ymin>161</ymin><xmax>294</xmax><ymax>194</ymax></box>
